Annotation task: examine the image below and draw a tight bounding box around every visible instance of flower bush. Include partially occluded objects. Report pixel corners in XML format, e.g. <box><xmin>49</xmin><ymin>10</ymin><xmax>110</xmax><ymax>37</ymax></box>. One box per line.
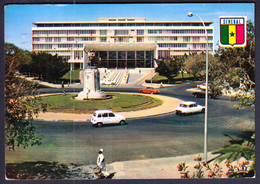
<box><xmin>225</xmin><ymin>161</ymin><xmax>253</xmax><ymax>178</ymax></box>
<box><xmin>177</xmin><ymin>155</ymin><xmax>254</xmax><ymax>179</ymax></box>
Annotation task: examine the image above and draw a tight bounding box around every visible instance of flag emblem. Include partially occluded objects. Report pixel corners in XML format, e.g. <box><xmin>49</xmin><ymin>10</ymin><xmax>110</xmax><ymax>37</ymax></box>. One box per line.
<box><xmin>219</xmin><ymin>16</ymin><xmax>247</xmax><ymax>47</ymax></box>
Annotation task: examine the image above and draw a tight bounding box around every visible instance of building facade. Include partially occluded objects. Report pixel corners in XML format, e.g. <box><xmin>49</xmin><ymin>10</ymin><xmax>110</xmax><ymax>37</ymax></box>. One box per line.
<box><xmin>32</xmin><ymin>17</ymin><xmax>214</xmax><ymax>69</ymax></box>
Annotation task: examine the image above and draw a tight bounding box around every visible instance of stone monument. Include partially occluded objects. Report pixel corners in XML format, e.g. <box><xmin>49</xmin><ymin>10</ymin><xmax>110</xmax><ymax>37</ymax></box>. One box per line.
<box><xmin>76</xmin><ymin>47</ymin><xmax>106</xmax><ymax>100</ymax></box>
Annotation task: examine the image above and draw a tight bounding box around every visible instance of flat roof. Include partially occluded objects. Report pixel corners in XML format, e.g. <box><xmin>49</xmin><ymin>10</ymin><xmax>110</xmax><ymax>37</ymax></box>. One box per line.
<box><xmin>32</xmin><ymin>20</ymin><xmax>213</xmax><ymax>25</ymax></box>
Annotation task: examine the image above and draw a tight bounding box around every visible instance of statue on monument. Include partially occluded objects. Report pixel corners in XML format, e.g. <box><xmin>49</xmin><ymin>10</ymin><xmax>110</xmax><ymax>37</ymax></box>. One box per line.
<box><xmin>76</xmin><ymin>47</ymin><xmax>106</xmax><ymax>100</ymax></box>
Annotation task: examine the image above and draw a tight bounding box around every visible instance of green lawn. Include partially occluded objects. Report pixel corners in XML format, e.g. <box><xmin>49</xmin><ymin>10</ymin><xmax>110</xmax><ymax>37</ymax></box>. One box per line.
<box><xmin>60</xmin><ymin>69</ymin><xmax>82</xmax><ymax>81</ymax></box>
<box><xmin>40</xmin><ymin>93</ymin><xmax>162</xmax><ymax>113</ymax></box>
<box><xmin>152</xmin><ymin>72</ymin><xmax>195</xmax><ymax>81</ymax></box>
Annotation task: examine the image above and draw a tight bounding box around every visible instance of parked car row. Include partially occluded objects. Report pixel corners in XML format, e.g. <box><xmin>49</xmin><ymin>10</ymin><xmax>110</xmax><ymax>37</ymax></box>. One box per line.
<box><xmin>100</xmin><ymin>80</ymin><xmax>116</xmax><ymax>85</ymax></box>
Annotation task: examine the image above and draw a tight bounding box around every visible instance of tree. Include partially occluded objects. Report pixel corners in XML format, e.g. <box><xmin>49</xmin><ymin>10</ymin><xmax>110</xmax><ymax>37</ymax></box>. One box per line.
<box><xmin>184</xmin><ymin>52</ymin><xmax>205</xmax><ymax>81</ymax></box>
<box><xmin>5</xmin><ymin>43</ymin><xmax>32</xmax><ymax>73</ymax></box>
<box><xmin>5</xmin><ymin>43</ymin><xmax>46</xmax><ymax>150</ymax></box>
<box><xmin>184</xmin><ymin>52</ymin><xmax>223</xmax><ymax>98</ymax></box>
<box><xmin>155</xmin><ymin>57</ymin><xmax>181</xmax><ymax>83</ymax></box>
<box><xmin>27</xmin><ymin>52</ymin><xmax>69</xmax><ymax>83</ymax></box>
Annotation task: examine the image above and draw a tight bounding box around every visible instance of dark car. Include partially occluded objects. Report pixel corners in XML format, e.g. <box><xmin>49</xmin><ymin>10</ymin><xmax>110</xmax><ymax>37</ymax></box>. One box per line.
<box><xmin>192</xmin><ymin>90</ymin><xmax>222</xmax><ymax>99</ymax></box>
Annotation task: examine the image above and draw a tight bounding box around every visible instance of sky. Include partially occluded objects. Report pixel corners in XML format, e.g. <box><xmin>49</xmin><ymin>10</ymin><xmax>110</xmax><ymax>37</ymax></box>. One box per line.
<box><xmin>4</xmin><ymin>3</ymin><xmax>255</xmax><ymax>51</ymax></box>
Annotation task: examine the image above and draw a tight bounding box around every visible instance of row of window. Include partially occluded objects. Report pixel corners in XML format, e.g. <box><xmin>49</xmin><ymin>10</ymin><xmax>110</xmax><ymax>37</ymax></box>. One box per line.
<box><xmin>33</xmin><ymin>30</ymin><xmax>96</xmax><ymax>35</ymax></box>
<box><xmin>148</xmin><ymin>29</ymin><xmax>213</xmax><ymax>34</ymax></box>
<box><xmin>33</xmin><ymin>37</ymin><xmax>97</xmax><ymax>42</ymax></box>
<box><xmin>158</xmin><ymin>43</ymin><xmax>187</xmax><ymax>48</ymax></box>
<box><xmin>33</xmin><ymin>42</ymin><xmax>213</xmax><ymax>51</ymax></box>
<box><xmin>36</xmin><ymin>22</ymin><xmax>211</xmax><ymax>28</ymax></box>
<box><xmin>192</xmin><ymin>43</ymin><xmax>213</xmax><ymax>49</ymax></box>
<box><xmin>98</xmin><ymin>51</ymin><xmax>154</xmax><ymax>60</ymax></box>
<box><xmin>57</xmin><ymin>44</ymin><xmax>83</xmax><ymax>48</ymax></box>
<box><xmin>32</xmin><ymin>29</ymin><xmax>213</xmax><ymax>36</ymax></box>
<box><xmin>148</xmin><ymin>36</ymin><xmax>178</xmax><ymax>42</ymax></box>
<box><xmin>115</xmin><ymin>30</ymin><xmax>129</xmax><ymax>35</ymax></box>
<box><xmin>49</xmin><ymin>51</ymin><xmax>71</xmax><ymax>54</ymax></box>
<box><xmin>158</xmin><ymin>43</ymin><xmax>213</xmax><ymax>49</ymax></box>
<box><xmin>32</xmin><ymin>44</ymin><xmax>85</xmax><ymax>49</ymax></box>
<box><xmin>33</xmin><ymin>36</ymin><xmax>212</xmax><ymax>44</ymax></box>
<box><xmin>158</xmin><ymin>50</ymin><xmax>214</xmax><ymax>58</ymax></box>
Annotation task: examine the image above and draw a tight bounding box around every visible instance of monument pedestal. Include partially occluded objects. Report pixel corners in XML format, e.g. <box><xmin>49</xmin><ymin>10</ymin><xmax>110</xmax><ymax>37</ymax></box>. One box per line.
<box><xmin>76</xmin><ymin>68</ymin><xmax>106</xmax><ymax>100</ymax></box>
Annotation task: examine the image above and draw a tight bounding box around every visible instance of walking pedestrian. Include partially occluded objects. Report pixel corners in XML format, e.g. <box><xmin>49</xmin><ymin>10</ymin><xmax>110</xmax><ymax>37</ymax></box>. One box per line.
<box><xmin>97</xmin><ymin>148</ymin><xmax>105</xmax><ymax>172</ymax></box>
<box><xmin>61</xmin><ymin>81</ymin><xmax>66</xmax><ymax>95</ymax></box>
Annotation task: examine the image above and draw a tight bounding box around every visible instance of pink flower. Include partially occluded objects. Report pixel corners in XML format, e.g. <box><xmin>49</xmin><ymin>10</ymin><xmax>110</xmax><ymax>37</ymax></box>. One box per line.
<box><xmin>226</xmin><ymin>163</ymin><xmax>230</xmax><ymax>167</ymax></box>
<box><xmin>234</xmin><ymin>166</ymin><xmax>239</xmax><ymax>172</ymax></box>
<box><xmin>226</xmin><ymin>169</ymin><xmax>231</xmax><ymax>176</ymax></box>
<box><xmin>177</xmin><ymin>165</ymin><xmax>183</xmax><ymax>171</ymax></box>
<box><xmin>202</xmin><ymin>161</ymin><xmax>207</xmax><ymax>167</ymax></box>
<box><xmin>208</xmin><ymin>172</ymin><xmax>214</xmax><ymax>177</ymax></box>
<box><xmin>181</xmin><ymin>174</ymin><xmax>187</xmax><ymax>178</ymax></box>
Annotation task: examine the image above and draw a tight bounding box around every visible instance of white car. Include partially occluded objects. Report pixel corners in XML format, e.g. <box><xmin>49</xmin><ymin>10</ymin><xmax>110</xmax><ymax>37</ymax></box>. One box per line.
<box><xmin>197</xmin><ymin>83</ymin><xmax>210</xmax><ymax>90</ymax></box>
<box><xmin>175</xmin><ymin>101</ymin><xmax>205</xmax><ymax>115</ymax></box>
<box><xmin>101</xmin><ymin>80</ymin><xmax>116</xmax><ymax>85</ymax></box>
<box><xmin>91</xmin><ymin>110</ymin><xmax>127</xmax><ymax>127</ymax></box>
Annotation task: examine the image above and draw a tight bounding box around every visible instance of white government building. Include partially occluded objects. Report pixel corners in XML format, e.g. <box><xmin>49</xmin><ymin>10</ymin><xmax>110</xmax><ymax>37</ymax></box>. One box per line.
<box><xmin>32</xmin><ymin>17</ymin><xmax>214</xmax><ymax>70</ymax></box>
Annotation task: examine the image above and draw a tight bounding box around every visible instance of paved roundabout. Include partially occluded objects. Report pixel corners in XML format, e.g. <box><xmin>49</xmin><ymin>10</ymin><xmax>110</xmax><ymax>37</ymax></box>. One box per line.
<box><xmin>34</xmin><ymin>93</ymin><xmax>183</xmax><ymax>122</ymax></box>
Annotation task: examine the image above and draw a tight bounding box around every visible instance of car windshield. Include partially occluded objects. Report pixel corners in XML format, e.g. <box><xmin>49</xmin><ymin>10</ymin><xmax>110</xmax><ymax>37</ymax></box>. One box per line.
<box><xmin>180</xmin><ymin>104</ymin><xmax>188</xmax><ymax>108</ymax></box>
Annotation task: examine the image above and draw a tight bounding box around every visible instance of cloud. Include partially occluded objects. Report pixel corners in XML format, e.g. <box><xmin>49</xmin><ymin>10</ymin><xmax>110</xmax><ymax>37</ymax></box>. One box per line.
<box><xmin>44</xmin><ymin>4</ymin><xmax>68</xmax><ymax>7</ymax></box>
<box><xmin>21</xmin><ymin>41</ymin><xmax>30</xmax><ymax>44</ymax></box>
<box><xmin>54</xmin><ymin>4</ymin><xmax>68</xmax><ymax>7</ymax></box>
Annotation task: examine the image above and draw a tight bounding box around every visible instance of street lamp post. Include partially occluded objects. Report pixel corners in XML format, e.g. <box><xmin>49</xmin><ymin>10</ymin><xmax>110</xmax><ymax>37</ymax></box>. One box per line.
<box><xmin>70</xmin><ymin>63</ymin><xmax>72</xmax><ymax>85</ymax></box>
<box><xmin>188</xmin><ymin>12</ymin><xmax>209</xmax><ymax>162</ymax></box>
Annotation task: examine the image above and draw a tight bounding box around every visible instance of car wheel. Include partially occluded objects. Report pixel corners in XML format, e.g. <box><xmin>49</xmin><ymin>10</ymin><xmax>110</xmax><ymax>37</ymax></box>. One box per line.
<box><xmin>97</xmin><ymin>122</ymin><xmax>103</xmax><ymax>128</ymax></box>
<box><xmin>201</xmin><ymin>108</ymin><xmax>205</xmax><ymax>113</ymax></box>
<box><xmin>119</xmin><ymin>120</ymin><xmax>126</xmax><ymax>125</ymax></box>
<box><xmin>194</xmin><ymin>94</ymin><xmax>197</xmax><ymax>98</ymax></box>
<box><xmin>176</xmin><ymin>111</ymin><xmax>183</xmax><ymax>116</ymax></box>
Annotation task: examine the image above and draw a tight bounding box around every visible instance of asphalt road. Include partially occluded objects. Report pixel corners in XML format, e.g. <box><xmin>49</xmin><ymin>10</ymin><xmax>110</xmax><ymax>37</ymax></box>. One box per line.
<box><xmin>5</xmin><ymin>83</ymin><xmax>255</xmax><ymax>165</ymax></box>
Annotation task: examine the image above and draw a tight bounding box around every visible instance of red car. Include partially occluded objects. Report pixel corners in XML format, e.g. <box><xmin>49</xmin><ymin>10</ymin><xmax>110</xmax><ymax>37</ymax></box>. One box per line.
<box><xmin>139</xmin><ymin>87</ymin><xmax>159</xmax><ymax>94</ymax></box>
